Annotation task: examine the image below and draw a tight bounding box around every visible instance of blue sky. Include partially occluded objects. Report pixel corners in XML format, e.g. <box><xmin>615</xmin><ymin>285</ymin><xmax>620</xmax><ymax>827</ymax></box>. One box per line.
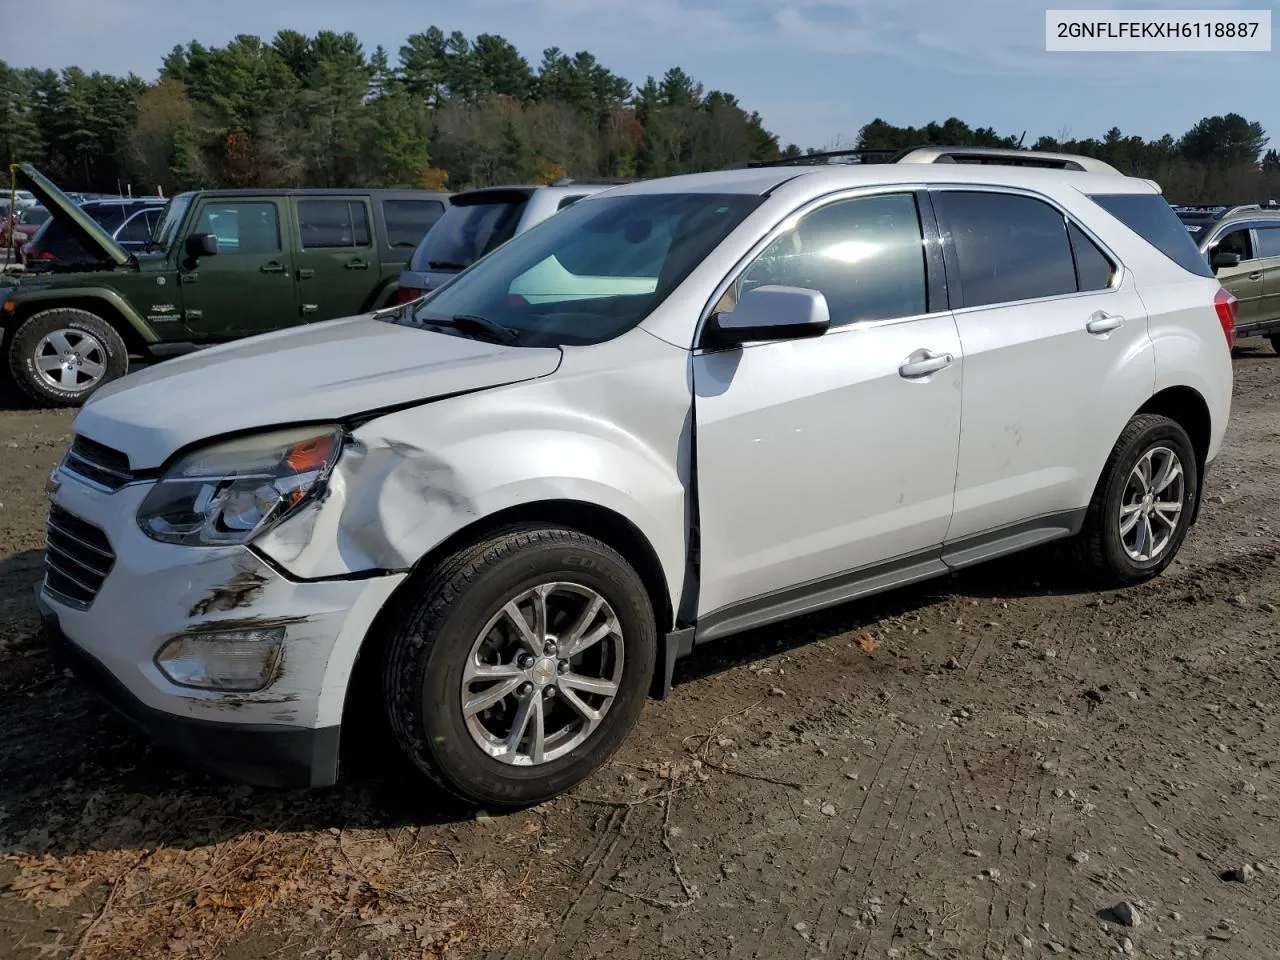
<box><xmin>7</xmin><ymin>0</ymin><xmax>1278</xmax><ymax>152</ymax></box>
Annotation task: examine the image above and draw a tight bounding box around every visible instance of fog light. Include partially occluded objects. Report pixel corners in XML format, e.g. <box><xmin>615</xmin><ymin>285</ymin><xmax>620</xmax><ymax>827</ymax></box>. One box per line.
<box><xmin>155</xmin><ymin>627</ymin><xmax>285</xmax><ymax>692</ymax></box>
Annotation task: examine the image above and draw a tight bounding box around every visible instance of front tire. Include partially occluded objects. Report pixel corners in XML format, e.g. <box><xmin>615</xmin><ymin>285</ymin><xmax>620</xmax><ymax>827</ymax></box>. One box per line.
<box><xmin>8</xmin><ymin>308</ymin><xmax>128</xmax><ymax>407</ymax></box>
<box><xmin>383</xmin><ymin>525</ymin><xmax>657</xmax><ymax>808</ymax></box>
<box><xmin>1073</xmin><ymin>414</ymin><xmax>1198</xmax><ymax>587</ymax></box>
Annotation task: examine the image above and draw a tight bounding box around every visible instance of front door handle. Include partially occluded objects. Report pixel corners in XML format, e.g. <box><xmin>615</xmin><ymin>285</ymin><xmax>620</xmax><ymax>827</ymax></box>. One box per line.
<box><xmin>1248</xmin><ymin>271</ymin><xmax>1263</xmax><ymax>281</ymax></box>
<box><xmin>1086</xmin><ymin>311</ymin><xmax>1125</xmax><ymax>334</ymax></box>
<box><xmin>260</xmin><ymin>261</ymin><xmax>286</xmax><ymax>274</ymax></box>
<box><xmin>898</xmin><ymin>350</ymin><xmax>954</xmax><ymax>379</ymax></box>
<box><xmin>345</xmin><ymin>258</ymin><xmax>369</xmax><ymax>270</ymax></box>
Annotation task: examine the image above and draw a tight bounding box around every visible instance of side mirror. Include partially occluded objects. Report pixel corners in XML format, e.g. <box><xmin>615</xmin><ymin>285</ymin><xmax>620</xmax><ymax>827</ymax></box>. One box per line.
<box><xmin>1210</xmin><ymin>250</ymin><xmax>1242</xmax><ymax>270</ymax></box>
<box><xmin>185</xmin><ymin>233</ymin><xmax>219</xmax><ymax>259</ymax></box>
<box><xmin>705</xmin><ymin>284</ymin><xmax>830</xmax><ymax>347</ymax></box>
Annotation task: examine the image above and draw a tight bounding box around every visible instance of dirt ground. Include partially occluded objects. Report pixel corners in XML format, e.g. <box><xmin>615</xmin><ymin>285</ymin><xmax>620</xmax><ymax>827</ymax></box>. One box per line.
<box><xmin>1</xmin><ymin>342</ymin><xmax>1279</xmax><ymax>960</ymax></box>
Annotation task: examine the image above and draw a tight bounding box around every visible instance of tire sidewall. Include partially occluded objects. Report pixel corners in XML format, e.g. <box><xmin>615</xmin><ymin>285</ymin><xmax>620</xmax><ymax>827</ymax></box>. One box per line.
<box><xmin>395</xmin><ymin>539</ymin><xmax>656</xmax><ymax>808</ymax></box>
<box><xmin>10</xmin><ymin>309</ymin><xmax>128</xmax><ymax>406</ymax></box>
<box><xmin>1098</xmin><ymin>421</ymin><xmax>1198</xmax><ymax>579</ymax></box>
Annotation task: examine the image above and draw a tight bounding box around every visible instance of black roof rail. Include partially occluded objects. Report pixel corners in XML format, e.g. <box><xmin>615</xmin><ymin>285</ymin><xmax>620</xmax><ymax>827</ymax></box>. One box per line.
<box><xmin>728</xmin><ymin>148</ymin><xmax>909</xmax><ymax>169</ymax></box>
<box><xmin>729</xmin><ymin>144</ymin><xmax>1119</xmax><ymax>175</ymax></box>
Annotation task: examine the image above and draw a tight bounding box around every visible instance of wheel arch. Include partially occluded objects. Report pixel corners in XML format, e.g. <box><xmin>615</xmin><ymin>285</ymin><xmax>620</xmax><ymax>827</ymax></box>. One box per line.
<box><xmin>1135</xmin><ymin>385</ymin><xmax>1212</xmax><ymax>521</ymax></box>
<box><xmin>12</xmin><ymin>290</ymin><xmax>158</xmax><ymax>353</ymax></box>
<box><xmin>336</xmin><ymin>498</ymin><xmax>676</xmax><ymax>760</ymax></box>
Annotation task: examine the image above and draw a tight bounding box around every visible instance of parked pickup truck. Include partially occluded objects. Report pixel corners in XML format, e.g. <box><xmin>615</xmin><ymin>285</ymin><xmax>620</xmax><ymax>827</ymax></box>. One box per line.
<box><xmin>0</xmin><ymin>164</ymin><xmax>450</xmax><ymax>406</ymax></box>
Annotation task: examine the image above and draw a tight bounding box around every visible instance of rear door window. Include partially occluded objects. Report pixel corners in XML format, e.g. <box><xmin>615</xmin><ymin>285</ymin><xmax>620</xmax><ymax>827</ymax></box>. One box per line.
<box><xmin>1253</xmin><ymin>225</ymin><xmax>1280</xmax><ymax>259</ymax></box>
<box><xmin>410</xmin><ymin>195</ymin><xmax>528</xmax><ymax>272</ymax></box>
<box><xmin>1089</xmin><ymin>193</ymin><xmax>1215</xmax><ymax>278</ymax></box>
<box><xmin>298</xmin><ymin>200</ymin><xmax>371</xmax><ymax>249</ymax></box>
<box><xmin>933</xmin><ymin>191</ymin><xmax>1078</xmax><ymax>308</ymax></box>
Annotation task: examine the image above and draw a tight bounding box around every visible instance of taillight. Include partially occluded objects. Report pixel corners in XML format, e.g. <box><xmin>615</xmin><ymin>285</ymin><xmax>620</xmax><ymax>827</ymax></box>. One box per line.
<box><xmin>396</xmin><ymin>286</ymin><xmax>423</xmax><ymax>304</ymax></box>
<box><xmin>1214</xmin><ymin>287</ymin><xmax>1237</xmax><ymax>350</ymax></box>
<box><xmin>24</xmin><ymin>247</ymin><xmax>52</xmax><ymax>261</ymax></box>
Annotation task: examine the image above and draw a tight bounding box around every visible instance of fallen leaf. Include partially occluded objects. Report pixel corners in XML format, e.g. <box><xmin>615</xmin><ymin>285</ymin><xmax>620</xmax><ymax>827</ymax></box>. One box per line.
<box><xmin>858</xmin><ymin>634</ymin><xmax>879</xmax><ymax>653</ymax></box>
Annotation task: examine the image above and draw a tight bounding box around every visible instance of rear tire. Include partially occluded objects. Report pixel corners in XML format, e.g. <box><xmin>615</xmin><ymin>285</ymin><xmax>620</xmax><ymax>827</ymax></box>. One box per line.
<box><xmin>383</xmin><ymin>524</ymin><xmax>657</xmax><ymax>809</ymax></box>
<box><xmin>1270</xmin><ymin>333</ymin><xmax>1280</xmax><ymax>355</ymax></box>
<box><xmin>1073</xmin><ymin>414</ymin><xmax>1198</xmax><ymax>588</ymax></box>
<box><xmin>8</xmin><ymin>308</ymin><xmax>128</xmax><ymax>407</ymax></box>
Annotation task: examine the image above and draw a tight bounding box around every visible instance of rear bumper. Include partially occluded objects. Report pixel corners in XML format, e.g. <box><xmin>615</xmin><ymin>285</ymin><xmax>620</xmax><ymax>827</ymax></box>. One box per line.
<box><xmin>1236</xmin><ymin>318</ymin><xmax>1280</xmax><ymax>338</ymax></box>
<box><xmin>40</xmin><ymin>596</ymin><xmax>340</xmax><ymax>789</ymax></box>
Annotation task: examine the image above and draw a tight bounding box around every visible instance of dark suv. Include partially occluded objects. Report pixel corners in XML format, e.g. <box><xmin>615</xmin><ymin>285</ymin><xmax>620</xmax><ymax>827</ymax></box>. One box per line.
<box><xmin>0</xmin><ymin>164</ymin><xmax>451</xmax><ymax>405</ymax></box>
<box><xmin>23</xmin><ymin>197</ymin><xmax>168</xmax><ymax>272</ymax></box>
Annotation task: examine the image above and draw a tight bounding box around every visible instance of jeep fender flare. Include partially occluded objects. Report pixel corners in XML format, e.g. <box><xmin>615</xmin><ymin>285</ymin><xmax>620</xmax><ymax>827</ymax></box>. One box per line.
<box><xmin>10</xmin><ymin>287</ymin><xmax>159</xmax><ymax>345</ymax></box>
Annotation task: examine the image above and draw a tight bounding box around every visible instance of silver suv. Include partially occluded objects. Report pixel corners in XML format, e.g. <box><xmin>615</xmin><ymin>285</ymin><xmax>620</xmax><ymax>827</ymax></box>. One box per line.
<box><xmin>395</xmin><ymin>180</ymin><xmax>631</xmax><ymax>303</ymax></box>
<box><xmin>39</xmin><ymin>148</ymin><xmax>1233</xmax><ymax>807</ymax></box>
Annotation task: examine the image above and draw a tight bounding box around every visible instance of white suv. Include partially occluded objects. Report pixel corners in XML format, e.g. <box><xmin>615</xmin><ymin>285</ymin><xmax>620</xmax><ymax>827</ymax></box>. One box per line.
<box><xmin>38</xmin><ymin>148</ymin><xmax>1235</xmax><ymax>807</ymax></box>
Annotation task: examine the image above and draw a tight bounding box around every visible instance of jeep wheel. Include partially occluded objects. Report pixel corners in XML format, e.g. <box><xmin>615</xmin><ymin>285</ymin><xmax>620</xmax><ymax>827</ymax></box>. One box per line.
<box><xmin>383</xmin><ymin>525</ymin><xmax>657</xmax><ymax>809</ymax></box>
<box><xmin>1073</xmin><ymin>413</ymin><xmax>1198</xmax><ymax>588</ymax></box>
<box><xmin>9</xmin><ymin>308</ymin><xmax>128</xmax><ymax>407</ymax></box>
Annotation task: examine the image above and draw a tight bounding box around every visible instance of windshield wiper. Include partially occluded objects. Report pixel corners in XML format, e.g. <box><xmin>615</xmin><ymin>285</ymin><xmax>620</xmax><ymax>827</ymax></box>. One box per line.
<box><xmin>423</xmin><ymin>313</ymin><xmax>522</xmax><ymax>346</ymax></box>
<box><xmin>427</xmin><ymin>260</ymin><xmax>469</xmax><ymax>270</ymax></box>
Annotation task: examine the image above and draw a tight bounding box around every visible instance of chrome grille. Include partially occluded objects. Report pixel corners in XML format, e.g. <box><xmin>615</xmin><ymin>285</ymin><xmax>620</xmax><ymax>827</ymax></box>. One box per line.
<box><xmin>44</xmin><ymin>505</ymin><xmax>115</xmax><ymax>609</ymax></box>
<box><xmin>63</xmin><ymin>435</ymin><xmax>134</xmax><ymax>491</ymax></box>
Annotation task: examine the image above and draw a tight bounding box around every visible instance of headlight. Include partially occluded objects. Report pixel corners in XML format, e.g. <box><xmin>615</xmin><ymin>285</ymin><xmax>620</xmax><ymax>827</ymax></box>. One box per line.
<box><xmin>137</xmin><ymin>425</ymin><xmax>344</xmax><ymax>546</ymax></box>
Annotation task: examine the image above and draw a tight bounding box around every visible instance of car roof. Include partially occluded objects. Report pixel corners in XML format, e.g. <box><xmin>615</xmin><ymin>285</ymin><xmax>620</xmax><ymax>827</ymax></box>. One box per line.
<box><xmin>602</xmin><ymin>163</ymin><xmax>1158</xmax><ymax>198</ymax></box>
<box><xmin>1212</xmin><ymin>206</ymin><xmax>1280</xmax><ymax>228</ymax></box>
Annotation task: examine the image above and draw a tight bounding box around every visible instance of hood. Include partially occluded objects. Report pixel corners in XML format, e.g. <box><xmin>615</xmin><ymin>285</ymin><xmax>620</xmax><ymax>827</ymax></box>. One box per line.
<box><xmin>72</xmin><ymin>314</ymin><xmax>563</xmax><ymax>469</ymax></box>
<box><xmin>14</xmin><ymin>163</ymin><xmax>132</xmax><ymax>267</ymax></box>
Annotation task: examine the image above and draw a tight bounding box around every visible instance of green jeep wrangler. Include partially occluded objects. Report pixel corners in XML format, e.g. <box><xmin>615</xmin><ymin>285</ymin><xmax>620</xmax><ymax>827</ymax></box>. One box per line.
<box><xmin>1</xmin><ymin>164</ymin><xmax>451</xmax><ymax>406</ymax></box>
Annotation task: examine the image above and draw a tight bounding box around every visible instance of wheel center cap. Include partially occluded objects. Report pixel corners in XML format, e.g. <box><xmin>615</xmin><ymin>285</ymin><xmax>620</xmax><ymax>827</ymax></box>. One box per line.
<box><xmin>531</xmin><ymin>657</ymin><xmax>557</xmax><ymax>687</ymax></box>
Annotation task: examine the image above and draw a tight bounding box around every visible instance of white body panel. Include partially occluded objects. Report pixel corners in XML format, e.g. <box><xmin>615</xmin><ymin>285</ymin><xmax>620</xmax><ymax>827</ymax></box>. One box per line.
<box><xmin>693</xmin><ymin>315</ymin><xmax>963</xmax><ymax>614</ymax></box>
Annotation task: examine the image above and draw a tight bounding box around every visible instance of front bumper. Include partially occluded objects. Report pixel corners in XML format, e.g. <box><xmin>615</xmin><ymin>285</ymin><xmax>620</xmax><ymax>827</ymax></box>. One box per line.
<box><xmin>39</xmin><ymin>468</ymin><xmax>406</xmax><ymax>787</ymax></box>
<box><xmin>41</xmin><ymin>602</ymin><xmax>338</xmax><ymax>788</ymax></box>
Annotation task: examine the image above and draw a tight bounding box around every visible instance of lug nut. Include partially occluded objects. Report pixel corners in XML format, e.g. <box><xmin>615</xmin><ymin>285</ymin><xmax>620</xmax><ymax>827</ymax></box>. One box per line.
<box><xmin>519</xmin><ymin>655</ymin><xmax>534</xmax><ymax>669</ymax></box>
<box><xmin>544</xmin><ymin>641</ymin><xmax>558</xmax><ymax>656</ymax></box>
<box><xmin>544</xmin><ymin>687</ymin><xmax>556</xmax><ymax>699</ymax></box>
<box><xmin>519</xmin><ymin>682</ymin><xmax>534</xmax><ymax>697</ymax></box>
<box><xmin>558</xmin><ymin>660</ymin><xmax>569</xmax><ymax>674</ymax></box>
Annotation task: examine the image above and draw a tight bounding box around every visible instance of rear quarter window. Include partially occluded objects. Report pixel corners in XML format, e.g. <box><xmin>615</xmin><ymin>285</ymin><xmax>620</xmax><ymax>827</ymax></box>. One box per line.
<box><xmin>1088</xmin><ymin>193</ymin><xmax>1214</xmax><ymax>278</ymax></box>
<box><xmin>382</xmin><ymin>198</ymin><xmax>447</xmax><ymax>250</ymax></box>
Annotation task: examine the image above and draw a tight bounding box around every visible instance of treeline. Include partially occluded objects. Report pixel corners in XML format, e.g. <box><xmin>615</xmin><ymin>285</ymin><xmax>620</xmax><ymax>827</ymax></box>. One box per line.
<box><xmin>855</xmin><ymin>115</ymin><xmax>1280</xmax><ymax>204</ymax></box>
<box><xmin>0</xmin><ymin>28</ymin><xmax>1276</xmax><ymax>204</ymax></box>
<box><xmin>0</xmin><ymin>28</ymin><xmax>781</xmax><ymax>194</ymax></box>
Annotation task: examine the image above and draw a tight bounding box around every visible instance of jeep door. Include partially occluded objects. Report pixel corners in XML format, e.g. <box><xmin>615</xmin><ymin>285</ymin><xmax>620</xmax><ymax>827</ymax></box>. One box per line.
<box><xmin>292</xmin><ymin>198</ymin><xmax>381</xmax><ymax>322</ymax></box>
<box><xmin>178</xmin><ymin>198</ymin><xmax>299</xmax><ymax>337</ymax></box>
<box><xmin>692</xmin><ymin>190</ymin><xmax>963</xmax><ymax>620</ymax></box>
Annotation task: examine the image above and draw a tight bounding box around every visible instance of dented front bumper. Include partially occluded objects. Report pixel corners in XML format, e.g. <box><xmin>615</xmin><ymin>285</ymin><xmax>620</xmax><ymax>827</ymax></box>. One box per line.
<box><xmin>39</xmin><ymin>473</ymin><xmax>405</xmax><ymax>787</ymax></box>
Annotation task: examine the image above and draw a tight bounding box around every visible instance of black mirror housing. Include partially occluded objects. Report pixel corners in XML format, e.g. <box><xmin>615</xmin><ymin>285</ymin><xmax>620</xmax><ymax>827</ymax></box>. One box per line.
<box><xmin>185</xmin><ymin>233</ymin><xmax>219</xmax><ymax>259</ymax></box>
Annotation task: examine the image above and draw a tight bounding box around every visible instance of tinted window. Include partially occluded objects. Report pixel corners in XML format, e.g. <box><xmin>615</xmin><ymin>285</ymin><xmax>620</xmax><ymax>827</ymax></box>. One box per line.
<box><xmin>117</xmin><ymin>210</ymin><xmax>153</xmax><ymax>243</ymax></box>
<box><xmin>1090</xmin><ymin>193</ymin><xmax>1215</xmax><ymax>278</ymax></box>
<box><xmin>736</xmin><ymin>193</ymin><xmax>927</xmax><ymax>326</ymax></box>
<box><xmin>298</xmin><ymin>200</ymin><xmax>371</xmax><ymax>248</ymax></box>
<box><xmin>1253</xmin><ymin>226</ymin><xmax>1280</xmax><ymax>259</ymax></box>
<box><xmin>1214</xmin><ymin>227</ymin><xmax>1253</xmax><ymax>261</ymax></box>
<box><xmin>382</xmin><ymin>198</ymin><xmax>446</xmax><ymax>249</ymax></box>
<box><xmin>936</xmin><ymin>191</ymin><xmax>1076</xmax><ymax>308</ymax></box>
<box><xmin>411</xmin><ymin>197</ymin><xmax>527</xmax><ymax>272</ymax></box>
<box><xmin>194</xmin><ymin>202</ymin><xmax>281</xmax><ymax>254</ymax></box>
<box><xmin>1068</xmin><ymin>222</ymin><xmax>1115</xmax><ymax>291</ymax></box>
<box><xmin>405</xmin><ymin>193</ymin><xmax>762</xmax><ymax>346</ymax></box>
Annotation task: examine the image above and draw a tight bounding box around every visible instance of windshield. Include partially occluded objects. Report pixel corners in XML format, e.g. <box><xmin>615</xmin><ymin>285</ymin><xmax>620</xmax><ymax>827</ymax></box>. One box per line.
<box><xmin>153</xmin><ymin>194</ymin><xmax>194</xmax><ymax>250</ymax></box>
<box><xmin>399</xmin><ymin>192</ymin><xmax>763</xmax><ymax>347</ymax></box>
<box><xmin>410</xmin><ymin>195</ymin><xmax>529</xmax><ymax>272</ymax></box>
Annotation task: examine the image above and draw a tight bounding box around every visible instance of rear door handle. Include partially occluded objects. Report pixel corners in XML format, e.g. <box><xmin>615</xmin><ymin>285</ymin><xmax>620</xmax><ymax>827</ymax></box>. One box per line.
<box><xmin>1248</xmin><ymin>271</ymin><xmax>1263</xmax><ymax>281</ymax></box>
<box><xmin>898</xmin><ymin>350</ymin><xmax>954</xmax><ymax>379</ymax></box>
<box><xmin>1086</xmin><ymin>311</ymin><xmax>1125</xmax><ymax>334</ymax></box>
<box><xmin>345</xmin><ymin>258</ymin><xmax>369</xmax><ymax>270</ymax></box>
<box><xmin>260</xmin><ymin>261</ymin><xmax>286</xmax><ymax>274</ymax></box>
<box><xmin>297</xmin><ymin>268</ymin><xmax>315</xmax><ymax>280</ymax></box>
